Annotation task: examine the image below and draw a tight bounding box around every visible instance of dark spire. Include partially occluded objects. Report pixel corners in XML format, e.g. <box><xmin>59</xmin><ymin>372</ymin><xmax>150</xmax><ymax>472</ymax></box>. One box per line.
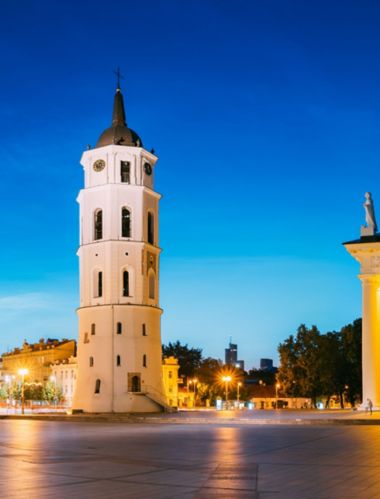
<box><xmin>95</xmin><ymin>69</ymin><xmax>143</xmax><ymax>148</ymax></box>
<box><xmin>112</xmin><ymin>88</ymin><xmax>127</xmax><ymax>127</ymax></box>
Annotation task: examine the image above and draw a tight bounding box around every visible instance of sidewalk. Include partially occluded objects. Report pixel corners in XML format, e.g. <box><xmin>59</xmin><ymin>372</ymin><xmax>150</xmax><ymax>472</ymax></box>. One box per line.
<box><xmin>1</xmin><ymin>407</ymin><xmax>380</xmax><ymax>425</ymax></box>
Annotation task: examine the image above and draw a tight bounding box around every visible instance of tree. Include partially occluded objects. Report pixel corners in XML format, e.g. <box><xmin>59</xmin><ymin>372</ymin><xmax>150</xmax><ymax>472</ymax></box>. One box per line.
<box><xmin>340</xmin><ymin>318</ymin><xmax>362</xmax><ymax>405</ymax></box>
<box><xmin>42</xmin><ymin>380</ymin><xmax>63</xmax><ymax>404</ymax></box>
<box><xmin>278</xmin><ymin>320</ymin><xmax>362</xmax><ymax>408</ymax></box>
<box><xmin>162</xmin><ymin>341</ymin><xmax>202</xmax><ymax>377</ymax></box>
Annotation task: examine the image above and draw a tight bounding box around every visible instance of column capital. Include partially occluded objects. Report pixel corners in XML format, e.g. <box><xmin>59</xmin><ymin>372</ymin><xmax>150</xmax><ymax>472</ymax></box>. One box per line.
<box><xmin>359</xmin><ymin>274</ymin><xmax>380</xmax><ymax>285</ymax></box>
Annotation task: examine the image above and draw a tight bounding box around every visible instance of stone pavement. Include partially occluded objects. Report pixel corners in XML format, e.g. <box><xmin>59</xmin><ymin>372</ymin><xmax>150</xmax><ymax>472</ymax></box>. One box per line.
<box><xmin>0</xmin><ymin>418</ymin><xmax>380</xmax><ymax>498</ymax></box>
<box><xmin>2</xmin><ymin>407</ymin><xmax>380</xmax><ymax>425</ymax></box>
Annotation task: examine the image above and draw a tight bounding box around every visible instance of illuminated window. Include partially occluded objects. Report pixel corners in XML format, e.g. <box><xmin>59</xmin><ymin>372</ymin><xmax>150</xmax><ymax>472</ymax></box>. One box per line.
<box><xmin>89</xmin><ymin>356</ymin><xmax>94</xmax><ymax>367</ymax></box>
<box><xmin>123</xmin><ymin>271</ymin><xmax>129</xmax><ymax>297</ymax></box>
<box><xmin>121</xmin><ymin>207</ymin><xmax>131</xmax><ymax>238</ymax></box>
<box><xmin>117</xmin><ymin>322</ymin><xmax>122</xmax><ymax>334</ymax></box>
<box><xmin>95</xmin><ymin>379</ymin><xmax>101</xmax><ymax>394</ymax></box>
<box><xmin>91</xmin><ymin>323</ymin><xmax>96</xmax><ymax>335</ymax></box>
<box><xmin>147</xmin><ymin>212</ymin><xmax>154</xmax><ymax>244</ymax></box>
<box><xmin>116</xmin><ymin>355</ymin><xmax>121</xmax><ymax>366</ymax></box>
<box><xmin>94</xmin><ymin>209</ymin><xmax>103</xmax><ymax>240</ymax></box>
<box><xmin>120</xmin><ymin>161</ymin><xmax>130</xmax><ymax>183</ymax></box>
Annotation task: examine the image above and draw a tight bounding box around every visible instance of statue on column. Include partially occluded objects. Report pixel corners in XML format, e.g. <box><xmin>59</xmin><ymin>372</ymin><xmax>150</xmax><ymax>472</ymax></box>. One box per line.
<box><xmin>361</xmin><ymin>192</ymin><xmax>378</xmax><ymax>236</ymax></box>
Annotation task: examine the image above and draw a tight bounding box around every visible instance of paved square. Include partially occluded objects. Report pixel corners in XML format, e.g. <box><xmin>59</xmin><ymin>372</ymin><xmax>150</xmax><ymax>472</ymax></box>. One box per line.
<box><xmin>1</xmin><ymin>419</ymin><xmax>380</xmax><ymax>498</ymax></box>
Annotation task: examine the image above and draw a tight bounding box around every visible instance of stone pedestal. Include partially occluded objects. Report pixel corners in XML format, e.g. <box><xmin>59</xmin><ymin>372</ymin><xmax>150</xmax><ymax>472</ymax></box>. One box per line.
<box><xmin>344</xmin><ymin>236</ymin><xmax>380</xmax><ymax>410</ymax></box>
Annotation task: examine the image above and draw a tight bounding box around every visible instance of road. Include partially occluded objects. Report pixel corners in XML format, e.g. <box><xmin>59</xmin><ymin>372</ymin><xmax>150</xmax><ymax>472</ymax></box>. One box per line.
<box><xmin>0</xmin><ymin>418</ymin><xmax>379</xmax><ymax>498</ymax></box>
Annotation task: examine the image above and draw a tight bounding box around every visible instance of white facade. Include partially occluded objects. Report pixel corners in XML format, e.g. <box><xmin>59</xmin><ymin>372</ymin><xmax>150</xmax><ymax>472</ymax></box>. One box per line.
<box><xmin>72</xmin><ymin>87</ymin><xmax>166</xmax><ymax>413</ymax></box>
<box><xmin>345</xmin><ymin>239</ymin><xmax>380</xmax><ymax>409</ymax></box>
<box><xmin>51</xmin><ymin>356</ymin><xmax>77</xmax><ymax>407</ymax></box>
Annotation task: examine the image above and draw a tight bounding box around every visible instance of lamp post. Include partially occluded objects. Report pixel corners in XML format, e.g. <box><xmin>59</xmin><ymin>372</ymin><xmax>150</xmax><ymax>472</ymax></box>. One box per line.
<box><xmin>237</xmin><ymin>382</ymin><xmax>242</xmax><ymax>403</ymax></box>
<box><xmin>18</xmin><ymin>368</ymin><xmax>29</xmax><ymax>415</ymax></box>
<box><xmin>275</xmin><ymin>382</ymin><xmax>280</xmax><ymax>409</ymax></box>
<box><xmin>50</xmin><ymin>375</ymin><xmax>57</xmax><ymax>409</ymax></box>
<box><xmin>222</xmin><ymin>375</ymin><xmax>232</xmax><ymax>407</ymax></box>
<box><xmin>192</xmin><ymin>378</ymin><xmax>197</xmax><ymax>395</ymax></box>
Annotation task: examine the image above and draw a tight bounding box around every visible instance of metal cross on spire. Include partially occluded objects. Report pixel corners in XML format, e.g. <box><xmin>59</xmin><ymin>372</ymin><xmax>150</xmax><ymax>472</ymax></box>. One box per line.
<box><xmin>113</xmin><ymin>67</ymin><xmax>124</xmax><ymax>89</ymax></box>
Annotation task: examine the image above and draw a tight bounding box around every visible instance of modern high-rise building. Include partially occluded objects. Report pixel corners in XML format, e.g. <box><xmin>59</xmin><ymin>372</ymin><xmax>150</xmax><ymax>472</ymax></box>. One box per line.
<box><xmin>260</xmin><ymin>358</ymin><xmax>274</xmax><ymax>372</ymax></box>
<box><xmin>225</xmin><ymin>340</ymin><xmax>245</xmax><ymax>371</ymax></box>
<box><xmin>72</xmin><ymin>82</ymin><xmax>166</xmax><ymax>412</ymax></box>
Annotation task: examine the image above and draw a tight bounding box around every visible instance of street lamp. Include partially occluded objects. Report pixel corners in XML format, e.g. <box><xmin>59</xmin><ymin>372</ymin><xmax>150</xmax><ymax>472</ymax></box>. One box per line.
<box><xmin>50</xmin><ymin>375</ymin><xmax>57</xmax><ymax>409</ymax></box>
<box><xmin>192</xmin><ymin>378</ymin><xmax>197</xmax><ymax>395</ymax></box>
<box><xmin>237</xmin><ymin>382</ymin><xmax>242</xmax><ymax>403</ymax></box>
<box><xmin>18</xmin><ymin>368</ymin><xmax>29</xmax><ymax>415</ymax></box>
<box><xmin>222</xmin><ymin>375</ymin><xmax>232</xmax><ymax>406</ymax></box>
<box><xmin>275</xmin><ymin>382</ymin><xmax>280</xmax><ymax>410</ymax></box>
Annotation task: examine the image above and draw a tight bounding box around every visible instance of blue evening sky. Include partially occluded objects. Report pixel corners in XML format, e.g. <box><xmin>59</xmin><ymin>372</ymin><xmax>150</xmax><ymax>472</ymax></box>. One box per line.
<box><xmin>0</xmin><ymin>0</ymin><xmax>379</xmax><ymax>368</ymax></box>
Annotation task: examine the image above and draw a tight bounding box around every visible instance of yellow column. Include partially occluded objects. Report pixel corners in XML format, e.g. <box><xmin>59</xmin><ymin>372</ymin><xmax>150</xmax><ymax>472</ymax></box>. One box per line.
<box><xmin>360</xmin><ymin>274</ymin><xmax>380</xmax><ymax>408</ymax></box>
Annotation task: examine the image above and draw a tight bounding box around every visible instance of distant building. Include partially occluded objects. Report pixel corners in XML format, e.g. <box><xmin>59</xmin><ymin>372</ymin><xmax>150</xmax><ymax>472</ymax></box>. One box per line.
<box><xmin>162</xmin><ymin>356</ymin><xmax>179</xmax><ymax>408</ymax></box>
<box><xmin>260</xmin><ymin>358</ymin><xmax>274</xmax><ymax>372</ymax></box>
<box><xmin>225</xmin><ymin>340</ymin><xmax>245</xmax><ymax>371</ymax></box>
<box><xmin>2</xmin><ymin>339</ymin><xmax>76</xmax><ymax>383</ymax></box>
<box><xmin>51</xmin><ymin>356</ymin><xmax>78</xmax><ymax>407</ymax></box>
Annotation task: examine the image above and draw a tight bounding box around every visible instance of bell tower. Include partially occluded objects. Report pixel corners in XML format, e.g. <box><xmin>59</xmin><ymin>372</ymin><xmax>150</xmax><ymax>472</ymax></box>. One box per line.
<box><xmin>72</xmin><ymin>82</ymin><xmax>166</xmax><ymax>412</ymax></box>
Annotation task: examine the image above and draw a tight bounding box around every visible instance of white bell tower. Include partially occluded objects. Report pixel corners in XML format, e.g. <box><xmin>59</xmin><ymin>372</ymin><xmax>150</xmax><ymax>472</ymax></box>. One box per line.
<box><xmin>72</xmin><ymin>83</ymin><xmax>166</xmax><ymax>412</ymax></box>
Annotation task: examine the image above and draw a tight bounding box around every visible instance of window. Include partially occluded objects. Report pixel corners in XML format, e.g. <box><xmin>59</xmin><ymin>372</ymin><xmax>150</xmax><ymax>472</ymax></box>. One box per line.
<box><xmin>149</xmin><ymin>272</ymin><xmax>155</xmax><ymax>300</ymax></box>
<box><xmin>116</xmin><ymin>355</ymin><xmax>121</xmax><ymax>366</ymax></box>
<box><xmin>120</xmin><ymin>161</ymin><xmax>130</xmax><ymax>183</ymax></box>
<box><xmin>94</xmin><ymin>209</ymin><xmax>103</xmax><ymax>240</ymax></box>
<box><xmin>95</xmin><ymin>379</ymin><xmax>101</xmax><ymax>394</ymax></box>
<box><xmin>142</xmin><ymin>324</ymin><xmax>147</xmax><ymax>336</ymax></box>
<box><xmin>147</xmin><ymin>212</ymin><xmax>154</xmax><ymax>244</ymax></box>
<box><xmin>84</xmin><ymin>332</ymin><xmax>89</xmax><ymax>344</ymax></box>
<box><xmin>91</xmin><ymin>323</ymin><xmax>96</xmax><ymax>335</ymax></box>
<box><xmin>117</xmin><ymin>322</ymin><xmax>122</xmax><ymax>334</ymax></box>
<box><xmin>98</xmin><ymin>271</ymin><xmax>103</xmax><ymax>297</ymax></box>
<box><xmin>89</xmin><ymin>356</ymin><xmax>94</xmax><ymax>367</ymax></box>
<box><xmin>168</xmin><ymin>371</ymin><xmax>172</xmax><ymax>379</ymax></box>
<box><xmin>121</xmin><ymin>207</ymin><xmax>131</xmax><ymax>237</ymax></box>
<box><xmin>123</xmin><ymin>271</ymin><xmax>129</xmax><ymax>297</ymax></box>
<box><xmin>143</xmin><ymin>354</ymin><xmax>147</xmax><ymax>368</ymax></box>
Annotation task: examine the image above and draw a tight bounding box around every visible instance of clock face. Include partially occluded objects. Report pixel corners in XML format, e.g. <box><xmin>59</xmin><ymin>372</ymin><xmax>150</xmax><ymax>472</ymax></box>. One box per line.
<box><xmin>93</xmin><ymin>159</ymin><xmax>106</xmax><ymax>172</ymax></box>
<box><xmin>144</xmin><ymin>162</ymin><xmax>152</xmax><ymax>176</ymax></box>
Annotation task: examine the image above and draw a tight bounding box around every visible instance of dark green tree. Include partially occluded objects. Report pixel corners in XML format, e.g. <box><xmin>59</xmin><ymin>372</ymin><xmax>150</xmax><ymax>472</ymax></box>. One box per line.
<box><xmin>162</xmin><ymin>341</ymin><xmax>203</xmax><ymax>377</ymax></box>
<box><xmin>340</xmin><ymin>318</ymin><xmax>362</xmax><ymax>405</ymax></box>
<box><xmin>278</xmin><ymin>320</ymin><xmax>362</xmax><ymax>408</ymax></box>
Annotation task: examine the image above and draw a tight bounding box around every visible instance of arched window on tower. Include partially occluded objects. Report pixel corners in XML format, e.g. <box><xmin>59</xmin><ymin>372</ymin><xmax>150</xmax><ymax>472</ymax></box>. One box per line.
<box><xmin>123</xmin><ymin>271</ymin><xmax>129</xmax><ymax>297</ymax></box>
<box><xmin>149</xmin><ymin>271</ymin><xmax>155</xmax><ymax>300</ymax></box>
<box><xmin>147</xmin><ymin>212</ymin><xmax>154</xmax><ymax>245</ymax></box>
<box><xmin>121</xmin><ymin>207</ymin><xmax>131</xmax><ymax>238</ymax></box>
<box><xmin>120</xmin><ymin>161</ymin><xmax>130</xmax><ymax>183</ymax></box>
<box><xmin>116</xmin><ymin>355</ymin><xmax>121</xmax><ymax>366</ymax></box>
<box><xmin>89</xmin><ymin>356</ymin><xmax>94</xmax><ymax>367</ymax></box>
<box><xmin>94</xmin><ymin>209</ymin><xmax>103</xmax><ymax>240</ymax></box>
<box><xmin>91</xmin><ymin>323</ymin><xmax>96</xmax><ymax>335</ymax></box>
<box><xmin>117</xmin><ymin>322</ymin><xmax>122</xmax><ymax>334</ymax></box>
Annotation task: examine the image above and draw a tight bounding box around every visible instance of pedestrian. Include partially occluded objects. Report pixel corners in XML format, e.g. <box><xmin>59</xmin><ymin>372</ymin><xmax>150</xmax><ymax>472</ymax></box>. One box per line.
<box><xmin>367</xmin><ymin>398</ymin><xmax>373</xmax><ymax>415</ymax></box>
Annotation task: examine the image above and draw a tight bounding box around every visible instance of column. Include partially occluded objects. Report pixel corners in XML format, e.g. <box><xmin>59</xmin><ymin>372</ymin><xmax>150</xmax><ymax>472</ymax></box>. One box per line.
<box><xmin>359</xmin><ymin>274</ymin><xmax>380</xmax><ymax>408</ymax></box>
